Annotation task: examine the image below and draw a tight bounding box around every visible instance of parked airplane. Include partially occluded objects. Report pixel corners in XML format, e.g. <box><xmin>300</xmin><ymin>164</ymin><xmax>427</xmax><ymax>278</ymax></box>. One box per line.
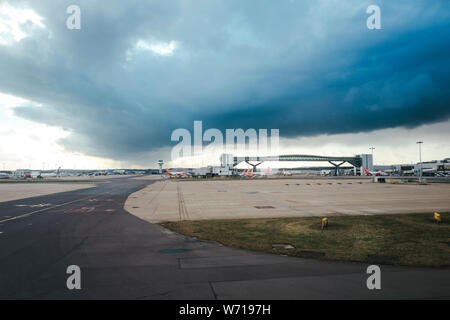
<box><xmin>0</xmin><ymin>173</ymin><xmax>10</xmax><ymax>179</ymax></box>
<box><xmin>40</xmin><ymin>167</ymin><xmax>62</xmax><ymax>178</ymax></box>
<box><xmin>281</xmin><ymin>170</ymin><xmax>292</xmax><ymax>176</ymax></box>
<box><xmin>240</xmin><ymin>167</ymin><xmax>273</xmax><ymax>178</ymax></box>
<box><xmin>364</xmin><ymin>168</ymin><xmax>386</xmax><ymax>176</ymax></box>
<box><xmin>249</xmin><ymin>167</ymin><xmax>272</xmax><ymax>178</ymax></box>
<box><xmin>240</xmin><ymin>168</ymin><xmax>250</xmax><ymax>177</ymax></box>
<box><xmin>240</xmin><ymin>168</ymin><xmax>258</xmax><ymax>178</ymax></box>
<box><xmin>166</xmin><ymin>169</ymin><xmax>190</xmax><ymax>178</ymax></box>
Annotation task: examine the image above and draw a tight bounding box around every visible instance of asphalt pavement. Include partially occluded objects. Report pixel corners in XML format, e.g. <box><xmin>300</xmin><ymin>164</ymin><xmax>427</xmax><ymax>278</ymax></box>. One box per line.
<box><xmin>0</xmin><ymin>176</ymin><xmax>449</xmax><ymax>299</ymax></box>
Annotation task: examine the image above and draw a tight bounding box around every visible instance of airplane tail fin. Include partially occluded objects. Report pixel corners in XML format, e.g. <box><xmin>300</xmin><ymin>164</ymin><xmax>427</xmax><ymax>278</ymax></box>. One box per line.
<box><xmin>364</xmin><ymin>168</ymin><xmax>372</xmax><ymax>175</ymax></box>
<box><xmin>166</xmin><ymin>169</ymin><xmax>172</xmax><ymax>175</ymax></box>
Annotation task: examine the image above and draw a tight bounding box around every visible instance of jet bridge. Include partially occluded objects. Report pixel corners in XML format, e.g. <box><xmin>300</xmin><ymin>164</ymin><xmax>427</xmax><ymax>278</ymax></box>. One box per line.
<box><xmin>232</xmin><ymin>154</ymin><xmax>367</xmax><ymax>175</ymax></box>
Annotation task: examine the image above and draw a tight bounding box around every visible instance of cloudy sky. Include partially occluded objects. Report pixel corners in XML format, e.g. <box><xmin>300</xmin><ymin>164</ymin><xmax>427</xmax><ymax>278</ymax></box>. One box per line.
<box><xmin>0</xmin><ymin>0</ymin><xmax>449</xmax><ymax>170</ymax></box>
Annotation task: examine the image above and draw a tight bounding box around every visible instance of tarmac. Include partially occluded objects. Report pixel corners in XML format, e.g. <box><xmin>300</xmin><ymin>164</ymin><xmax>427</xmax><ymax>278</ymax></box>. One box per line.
<box><xmin>125</xmin><ymin>178</ymin><xmax>450</xmax><ymax>222</ymax></box>
<box><xmin>0</xmin><ymin>183</ymin><xmax>95</xmax><ymax>203</ymax></box>
<box><xmin>0</xmin><ymin>176</ymin><xmax>449</xmax><ymax>299</ymax></box>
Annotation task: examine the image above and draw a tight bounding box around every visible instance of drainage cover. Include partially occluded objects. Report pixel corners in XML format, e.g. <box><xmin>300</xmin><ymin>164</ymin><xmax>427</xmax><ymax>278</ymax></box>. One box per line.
<box><xmin>254</xmin><ymin>206</ymin><xmax>275</xmax><ymax>209</ymax></box>
<box><xmin>159</xmin><ymin>249</ymin><xmax>192</xmax><ymax>254</ymax></box>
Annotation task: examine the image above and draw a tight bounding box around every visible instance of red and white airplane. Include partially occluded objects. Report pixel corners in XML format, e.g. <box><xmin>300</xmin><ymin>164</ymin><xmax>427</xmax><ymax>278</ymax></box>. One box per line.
<box><xmin>364</xmin><ymin>168</ymin><xmax>386</xmax><ymax>176</ymax></box>
<box><xmin>241</xmin><ymin>167</ymin><xmax>272</xmax><ymax>178</ymax></box>
<box><xmin>251</xmin><ymin>167</ymin><xmax>272</xmax><ymax>177</ymax></box>
<box><xmin>166</xmin><ymin>169</ymin><xmax>190</xmax><ymax>178</ymax></box>
<box><xmin>240</xmin><ymin>168</ymin><xmax>251</xmax><ymax>177</ymax></box>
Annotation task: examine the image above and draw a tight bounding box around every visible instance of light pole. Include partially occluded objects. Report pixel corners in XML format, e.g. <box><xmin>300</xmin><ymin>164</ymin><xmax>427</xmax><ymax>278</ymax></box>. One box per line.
<box><xmin>369</xmin><ymin>147</ymin><xmax>375</xmax><ymax>173</ymax></box>
<box><xmin>416</xmin><ymin>141</ymin><xmax>423</xmax><ymax>182</ymax></box>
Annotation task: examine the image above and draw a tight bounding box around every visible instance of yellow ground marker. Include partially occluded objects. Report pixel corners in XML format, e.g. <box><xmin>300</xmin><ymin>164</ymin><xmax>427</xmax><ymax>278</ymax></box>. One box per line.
<box><xmin>321</xmin><ymin>217</ymin><xmax>328</xmax><ymax>230</ymax></box>
<box><xmin>434</xmin><ymin>212</ymin><xmax>441</xmax><ymax>224</ymax></box>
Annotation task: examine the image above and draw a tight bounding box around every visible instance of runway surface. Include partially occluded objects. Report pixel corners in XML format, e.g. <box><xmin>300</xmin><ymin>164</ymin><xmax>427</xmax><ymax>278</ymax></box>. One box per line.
<box><xmin>0</xmin><ymin>176</ymin><xmax>449</xmax><ymax>299</ymax></box>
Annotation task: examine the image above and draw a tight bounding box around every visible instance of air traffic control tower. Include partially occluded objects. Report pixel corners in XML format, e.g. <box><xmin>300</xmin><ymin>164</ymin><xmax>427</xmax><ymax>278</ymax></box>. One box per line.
<box><xmin>230</xmin><ymin>154</ymin><xmax>373</xmax><ymax>176</ymax></box>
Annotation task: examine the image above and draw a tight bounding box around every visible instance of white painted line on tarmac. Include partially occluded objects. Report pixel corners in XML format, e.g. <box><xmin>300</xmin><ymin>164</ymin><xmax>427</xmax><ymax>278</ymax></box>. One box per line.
<box><xmin>0</xmin><ymin>195</ymin><xmax>96</xmax><ymax>224</ymax></box>
<box><xmin>15</xmin><ymin>203</ymin><xmax>52</xmax><ymax>208</ymax></box>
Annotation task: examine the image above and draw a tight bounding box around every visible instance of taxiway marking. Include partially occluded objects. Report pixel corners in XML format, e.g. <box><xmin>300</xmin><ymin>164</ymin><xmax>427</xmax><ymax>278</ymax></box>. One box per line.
<box><xmin>0</xmin><ymin>196</ymin><xmax>97</xmax><ymax>224</ymax></box>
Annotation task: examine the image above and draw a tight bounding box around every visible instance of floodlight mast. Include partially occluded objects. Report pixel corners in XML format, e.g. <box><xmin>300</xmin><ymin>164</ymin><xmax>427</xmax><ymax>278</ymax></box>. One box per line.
<box><xmin>416</xmin><ymin>141</ymin><xmax>423</xmax><ymax>182</ymax></box>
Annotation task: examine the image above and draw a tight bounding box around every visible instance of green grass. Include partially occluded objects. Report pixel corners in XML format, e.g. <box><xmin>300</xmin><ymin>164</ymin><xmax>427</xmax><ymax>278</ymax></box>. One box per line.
<box><xmin>161</xmin><ymin>213</ymin><xmax>450</xmax><ymax>267</ymax></box>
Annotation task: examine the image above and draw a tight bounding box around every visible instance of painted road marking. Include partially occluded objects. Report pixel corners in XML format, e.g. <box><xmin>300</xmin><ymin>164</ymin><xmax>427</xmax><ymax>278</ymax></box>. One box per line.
<box><xmin>64</xmin><ymin>207</ymin><xmax>95</xmax><ymax>214</ymax></box>
<box><xmin>0</xmin><ymin>196</ymin><xmax>97</xmax><ymax>224</ymax></box>
<box><xmin>15</xmin><ymin>203</ymin><xmax>52</xmax><ymax>208</ymax></box>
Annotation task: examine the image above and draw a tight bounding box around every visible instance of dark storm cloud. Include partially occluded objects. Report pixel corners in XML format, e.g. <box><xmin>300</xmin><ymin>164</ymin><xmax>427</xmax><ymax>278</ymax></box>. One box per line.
<box><xmin>1</xmin><ymin>0</ymin><xmax>449</xmax><ymax>160</ymax></box>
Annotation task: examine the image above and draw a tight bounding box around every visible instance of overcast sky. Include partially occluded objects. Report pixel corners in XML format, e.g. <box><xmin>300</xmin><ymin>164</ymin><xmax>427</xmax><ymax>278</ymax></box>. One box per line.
<box><xmin>0</xmin><ymin>0</ymin><xmax>449</xmax><ymax>170</ymax></box>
